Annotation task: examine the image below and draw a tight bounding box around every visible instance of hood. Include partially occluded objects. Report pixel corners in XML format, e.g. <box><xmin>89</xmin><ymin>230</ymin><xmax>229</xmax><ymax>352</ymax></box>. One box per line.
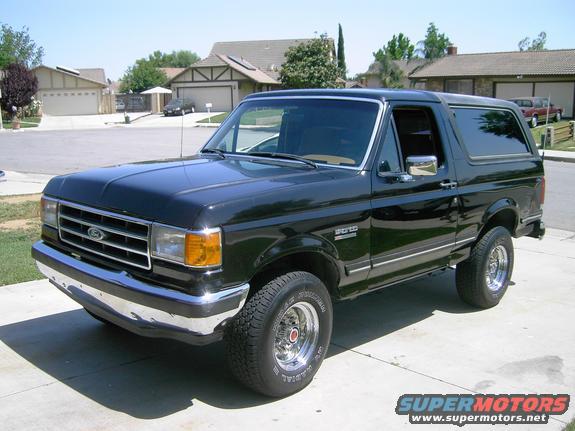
<box><xmin>44</xmin><ymin>155</ymin><xmax>352</xmax><ymax>228</ymax></box>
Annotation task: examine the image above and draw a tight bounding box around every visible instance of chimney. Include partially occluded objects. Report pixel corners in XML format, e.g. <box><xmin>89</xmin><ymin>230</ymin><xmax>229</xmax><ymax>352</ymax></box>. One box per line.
<box><xmin>447</xmin><ymin>44</ymin><xmax>458</xmax><ymax>56</ymax></box>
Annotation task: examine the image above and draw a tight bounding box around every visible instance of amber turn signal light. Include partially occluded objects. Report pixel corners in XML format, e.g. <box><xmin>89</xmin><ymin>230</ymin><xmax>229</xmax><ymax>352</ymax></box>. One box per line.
<box><xmin>185</xmin><ymin>229</ymin><xmax>222</xmax><ymax>267</ymax></box>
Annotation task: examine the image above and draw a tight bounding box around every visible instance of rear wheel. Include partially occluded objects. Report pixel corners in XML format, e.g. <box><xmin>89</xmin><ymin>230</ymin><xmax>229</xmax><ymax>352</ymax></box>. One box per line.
<box><xmin>225</xmin><ymin>271</ymin><xmax>332</xmax><ymax>397</ymax></box>
<box><xmin>555</xmin><ymin>111</ymin><xmax>562</xmax><ymax>122</ymax></box>
<box><xmin>530</xmin><ymin>115</ymin><xmax>538</xmax><ymax>128</ymax></box>
<box><xmin>456</xmin><ymin>226</ymin><xmax>514</xmax><ymax>308</ymax></box>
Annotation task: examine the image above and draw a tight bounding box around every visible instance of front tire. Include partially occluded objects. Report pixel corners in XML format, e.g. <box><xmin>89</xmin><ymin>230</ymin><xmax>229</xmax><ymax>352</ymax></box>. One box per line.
<box><xmin>530</xmin><ymin>115</ymin><xmax>538</xmax><ymax>128</ymax></box>
<box><xmin>555</xmin><ymin>111</ymin><xmax>562</xmax><ymax>122</ymax></box>
<box><xmin>225</xmin><ymin>271</ymin><xmax>332</xmax><ymax>397</ymax></box>
<box><xmin>456</xmin><ymin>226</ymin><xmax>514</xmax><ymax>309</ymax></box>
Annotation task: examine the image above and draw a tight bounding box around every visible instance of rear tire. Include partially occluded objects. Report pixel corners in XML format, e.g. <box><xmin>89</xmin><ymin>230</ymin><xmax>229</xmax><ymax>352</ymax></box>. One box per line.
<box><xmin>225</xmin><ymin>271</ymin><xmax>332</xmax><ymax>397</ymax></box>
<box><xmin>530</xmin><ymin>115</ymin><xmax>538</xmax><ymax>128</ymax></box>
<box><xmin>456</xmin><ymin>226</ymin><xmax>514</xmax><ymax>309</ymax></box>
<box><xmin>555</xmin><ymin>111</ymin><xmax>562</xmax><ymax>122</ymax></box>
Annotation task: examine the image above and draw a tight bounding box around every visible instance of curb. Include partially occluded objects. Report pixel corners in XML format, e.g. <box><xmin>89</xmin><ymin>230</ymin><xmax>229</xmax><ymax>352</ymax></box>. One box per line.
<box><xmin>542</xmin><ymin>154</ymin><xmax>575</xmax><ymax>163</ymax></box>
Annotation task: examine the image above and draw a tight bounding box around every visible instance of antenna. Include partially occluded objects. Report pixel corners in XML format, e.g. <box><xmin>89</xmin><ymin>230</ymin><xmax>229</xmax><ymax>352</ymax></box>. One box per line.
<box><xmin>180</xmin><ymin>101</ymin><xmax>184</xmax><ymax>159</ymax></box>
<box><xmin>541</xmin><ymin>94</ymin><xmax>551</xmax><ymax>161</ymax></box>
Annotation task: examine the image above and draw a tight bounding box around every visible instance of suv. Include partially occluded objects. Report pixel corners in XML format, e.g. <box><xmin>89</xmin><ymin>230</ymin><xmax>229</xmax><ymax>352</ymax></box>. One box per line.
<box><xmin>163</xmin><ymin>98</ymin><xmax>195</xmax><ymax>116</ymax></box>
<box><xmin>508</xmin><ymin>96</ymin><xmax>563</xmax><ymax>128</ymax></box>
<box><xmin>32</xmin><ymin>89</ymin><xmax>545</xmax><ymax>397</ymax></box>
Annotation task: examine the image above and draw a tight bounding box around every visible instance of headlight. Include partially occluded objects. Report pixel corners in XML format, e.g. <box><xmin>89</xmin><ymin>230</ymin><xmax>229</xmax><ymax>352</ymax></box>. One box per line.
<box><xmin>40</xmin><ymin>196</ymin><xmax>58</xmax><ymax>227</ymax></box>
<box><xmin>175</xmin><ymin>107</ymin><xmax>181</xmax><ymax>111</ymax></box>
<box><xmin>151</xmin><ymin>225</ymin><xmax>222</xmax><ymax>268</ymax></box>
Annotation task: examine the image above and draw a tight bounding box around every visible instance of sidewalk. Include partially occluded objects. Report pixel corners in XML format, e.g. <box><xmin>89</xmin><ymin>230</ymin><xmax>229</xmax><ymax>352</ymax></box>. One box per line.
<box><xmin>541</xmin><ymin>149</ymin><xmax>575</xmax><ymax>163</ymax></box>
<box><xmin>0</xmin><ymin>171</ymin><xmax>53</xmax><ymax>196</ymax></box>
<box><xmin>37</xmin><ymin>112</ymin><xmax>152</xmax><ymax>131</ymax></box>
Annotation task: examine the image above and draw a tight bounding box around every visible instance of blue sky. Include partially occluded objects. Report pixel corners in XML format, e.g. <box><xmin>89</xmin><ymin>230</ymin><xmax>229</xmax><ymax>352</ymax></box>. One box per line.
<box><xmin>3</xmin><ymin>0</ymin><xmax>575</xmax><ymax>80</ymax></box>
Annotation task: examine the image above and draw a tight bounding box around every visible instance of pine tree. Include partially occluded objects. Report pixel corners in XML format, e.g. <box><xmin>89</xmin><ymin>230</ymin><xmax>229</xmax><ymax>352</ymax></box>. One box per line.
<box><xmin>337</xmin><ymin>24</ymin><xmax>347</xmax><ymax>78</ymax></box>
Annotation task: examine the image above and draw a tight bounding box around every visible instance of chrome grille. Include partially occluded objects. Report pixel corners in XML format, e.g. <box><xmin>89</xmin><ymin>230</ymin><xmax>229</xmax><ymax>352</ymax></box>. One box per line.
<box><xmin>58</xmin><ymin>202</ymin><xmax>151</xmax><ymax>270</ymax></box>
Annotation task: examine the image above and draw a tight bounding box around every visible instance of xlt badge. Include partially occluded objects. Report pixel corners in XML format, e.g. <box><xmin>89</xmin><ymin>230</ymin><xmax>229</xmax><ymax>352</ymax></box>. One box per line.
<box><xmin>334</xmin><ymin>225</ymin><xmax>358</xmax><ymax>241</ymax></box>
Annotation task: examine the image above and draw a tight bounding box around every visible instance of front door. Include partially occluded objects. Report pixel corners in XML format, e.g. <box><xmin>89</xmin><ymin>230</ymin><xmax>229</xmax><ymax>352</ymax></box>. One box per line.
<box><xmin>368</xmin><ymin>102</ymin><xmax>459</xmax><ymax>289</ymax></box>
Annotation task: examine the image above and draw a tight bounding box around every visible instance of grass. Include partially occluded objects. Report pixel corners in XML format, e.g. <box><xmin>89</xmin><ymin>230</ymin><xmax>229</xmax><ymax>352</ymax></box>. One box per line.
<box><xmin>197</xmin><ymin>109</ymin><xmax>283</xmax><ymax>125</ymax></box>
<box><xmin>0</xmin><ymin>195</ymin><xmax>43</xmax><ymax>286</ymax></box>
<box><xmin>1</xmin><ymin>116</ymin><xmax>41</xmax><ymax>129</ymax></box>
<box><xmin>564</xmin><ymin>417</ymin><xmax>575</xmax><ymax>431</ymax></box>
<box><xmin>531</xmin><ymin>120</ymin><xmax>575</xmax><ymax>151</ymax></box>
<box><xmin>198</xmin><ymin>112</ymin><xmax>229</xmax><ymax>123</ymax></box>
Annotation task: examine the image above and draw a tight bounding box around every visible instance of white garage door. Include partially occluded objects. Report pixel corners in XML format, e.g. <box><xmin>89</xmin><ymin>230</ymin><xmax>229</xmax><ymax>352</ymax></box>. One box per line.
<box><xmin>495</xmin><ymin>83</ymin><xmax>533</xmax><ymax>100</ymax></box>
<box><xmin>534</xmin><ymin>82</ymin><xmax>574</xmax><ymax>118</ymax></box>
<box><xmin>178</xmin><ymin>86</ymin><xmax>232</xmax><ymax>112</ymax></box>
<box><xmin>41</xmin><ymin>89</ymin><xmax>99</xmax><ymax>115</ymax></box>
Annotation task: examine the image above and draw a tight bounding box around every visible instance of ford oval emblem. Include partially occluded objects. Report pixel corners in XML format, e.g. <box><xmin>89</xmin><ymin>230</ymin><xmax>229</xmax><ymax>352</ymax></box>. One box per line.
<box><xmin>87</xmin><ymin>227</ymin><xmax>106</xmax><ymax>241</ymax></box>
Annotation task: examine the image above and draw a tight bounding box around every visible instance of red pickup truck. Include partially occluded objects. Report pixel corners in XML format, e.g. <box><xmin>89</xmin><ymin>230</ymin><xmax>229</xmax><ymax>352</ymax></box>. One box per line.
<box><xmin>509</xmin><ymin>97</ymin><xmax>563</xmax><ymax>128</ymax></box>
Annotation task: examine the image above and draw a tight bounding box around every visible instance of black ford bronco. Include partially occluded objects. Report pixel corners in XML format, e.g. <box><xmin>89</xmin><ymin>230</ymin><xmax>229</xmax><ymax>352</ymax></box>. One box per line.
<box><xmin>33</xmin><ymin>89</ymin><xmax>545</xmax><ymax>397</ymax></box>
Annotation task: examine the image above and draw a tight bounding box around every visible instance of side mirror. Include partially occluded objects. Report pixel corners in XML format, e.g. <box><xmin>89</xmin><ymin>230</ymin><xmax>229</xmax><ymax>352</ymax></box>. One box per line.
<box><xmin>406</xmin><ymin>155</ymin><xmax>438</xmax><ymax>176</ymax></box>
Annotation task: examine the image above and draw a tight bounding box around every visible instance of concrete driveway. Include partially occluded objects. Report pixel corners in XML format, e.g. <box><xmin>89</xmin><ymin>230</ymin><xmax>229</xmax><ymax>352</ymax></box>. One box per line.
<box><xmin>1</xmin><ymin>230</ymin><xmax>573</xmax><ymax>430</ymax></box>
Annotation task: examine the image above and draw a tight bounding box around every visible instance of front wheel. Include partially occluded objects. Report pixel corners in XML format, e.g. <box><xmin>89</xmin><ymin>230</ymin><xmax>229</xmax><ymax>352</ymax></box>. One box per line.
<box><xmin>555</xmin><ymin>111</ymin><xmax>562</xmax><ymax>122</ymax></box>
<box><xmin>225</xmin><ymin>271</ymin><xmax>332</xmax><ymax>397</ymax></box>
<box><xmin>530</xmin><ymin>115</ymin><xmax>538</xmax><ymax>128</ymax></box>
<box><xmin>456</xmin><ymin>226</ymin><xmax>514</xmax><ymax>308</ymax></box>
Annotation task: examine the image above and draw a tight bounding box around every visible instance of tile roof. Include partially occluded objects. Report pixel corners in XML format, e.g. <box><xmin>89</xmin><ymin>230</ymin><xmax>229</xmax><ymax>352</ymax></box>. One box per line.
<box><xmin>217</xmin><ymin>55</ymin><xmax>278</xmax><ymax>84</ymax></box>
<box><xmin>159</xmin><ymin>67</ymin><xmax>186</xmax><ymax>80</ymax></box>
<box><xmin>210</xmin><ymin>38</ymin><xmax>317</xmax><ymax>79</ymax></box>
<box><xmin>76</xmin><ymin>68</ymin><xmax>107</xmax><ymax>85</ymax></box>
<box><xmin>410</xmin><ymin>49</ymin><xmax>575</xmax><ymax>78</ymax></box>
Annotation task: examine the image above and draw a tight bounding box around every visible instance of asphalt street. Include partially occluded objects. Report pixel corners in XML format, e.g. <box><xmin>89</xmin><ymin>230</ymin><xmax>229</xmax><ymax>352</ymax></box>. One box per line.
<box><xmin>1</xmin><ymin>127</ymin><xmax>574</xmax><ymax>231</ymax></box>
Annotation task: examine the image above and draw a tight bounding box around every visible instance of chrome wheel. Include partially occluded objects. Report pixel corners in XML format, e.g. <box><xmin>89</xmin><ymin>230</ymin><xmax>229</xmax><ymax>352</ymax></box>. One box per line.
<box><xmin>485</xmin><ymin>245</ymin><xmax>509</xmax><ymax>292</ymax></box>
<box><xmin>531</xmin><ymin>116</ymin><xmax>538</xmax><ymax>128</ymax></box>
<box><xmin>556</xmin><ymin>111</ymin><xmax>561</xmax><ymax>121</ymax></box>
<box><xmin>274</xmin><ymin>301</ymin><xmax>319</xmax><ymax>372</ymax></box>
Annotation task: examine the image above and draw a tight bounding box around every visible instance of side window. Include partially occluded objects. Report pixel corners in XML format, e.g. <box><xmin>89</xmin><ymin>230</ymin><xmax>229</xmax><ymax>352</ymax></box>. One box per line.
<box><xmin>452</xmin><ymin>107</ymin><xmax>530</xmax><ymax>157</ymax></box>
<box><xmin>542</xmin><ymin>99</ymin><xmax>549</xmax><ymax>108</ymax></box>
<box><xmin>392</xmin><ymin>107</ymin><xmax>445</xmax><ymax>166</ymax></box>
<box><xmin>377</xmin><ymin>122</ymin><xmax>402</xmax><ymax>173</ymax></box>
<box><xmin>534</xmin><ymin>99</ymin><xmax>543</xmax><ymax>108</ymax></box>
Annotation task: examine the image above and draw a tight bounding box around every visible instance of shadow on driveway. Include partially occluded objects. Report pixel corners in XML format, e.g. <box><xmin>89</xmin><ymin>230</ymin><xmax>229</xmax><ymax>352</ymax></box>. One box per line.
<box><xmin>0</xmin><ymin>270</ymin><xmax>478</xmax><ymax>419</ymax></box>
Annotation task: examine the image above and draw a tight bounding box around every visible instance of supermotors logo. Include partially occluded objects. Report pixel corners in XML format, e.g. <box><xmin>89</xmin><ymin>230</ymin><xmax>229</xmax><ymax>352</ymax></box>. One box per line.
<box><xmin>395</xmin><ymin>394</ymin><xmax>570</xmax><ymax>426</ymax></box>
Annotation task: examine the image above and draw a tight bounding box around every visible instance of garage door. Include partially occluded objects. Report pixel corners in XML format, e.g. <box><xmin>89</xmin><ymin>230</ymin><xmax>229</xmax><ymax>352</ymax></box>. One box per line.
<box><xmin>40</xmin><ymin>89</ymin><xmax>99</xmax><ymax>115</ymax></box>
<box><xmin>495</xmin><ymin>83</ymin><xmax>533</xmax><ymax>100</ymax></box>
<box><xmin>178</xmin><ymin>86</ymin><xmax>232</xmax><ymax>112</ymax></box>
<box><xmin>534</xmin><ymin>82</ymin><xmax>574</xmax><ymax>118</ymax></box>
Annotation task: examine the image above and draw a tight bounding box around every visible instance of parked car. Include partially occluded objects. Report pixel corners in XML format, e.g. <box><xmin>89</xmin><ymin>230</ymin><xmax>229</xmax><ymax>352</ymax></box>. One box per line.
<box><xmin>33</xmin><ymin>89</ymin><xmax>545</xmax><ymax>397</ymax></box>
<box><xmin>164</xmin><ymin>98</ymin><xmax>195</xmax><ymax>116</ymax></box>
<box><xmin>115</xmin><ymin>99</ymin><xmax>125</xmax><ymax>111</ymax></box>
<box><xmin>508</xmin><ymin>97</ymin><xmax>562</xmax><ymax>128</ymax></box>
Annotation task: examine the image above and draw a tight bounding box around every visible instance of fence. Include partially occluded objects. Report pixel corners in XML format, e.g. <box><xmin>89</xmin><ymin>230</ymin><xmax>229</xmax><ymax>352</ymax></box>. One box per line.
<box><xmin>114</xmin><ymin>94</ymin><xmax>152</xmax><ymax>112</ymax></box>
<box><xmin>544</xmin><ymin>121</ymin><xmax>575</xmax><ymax>147</ymax></box>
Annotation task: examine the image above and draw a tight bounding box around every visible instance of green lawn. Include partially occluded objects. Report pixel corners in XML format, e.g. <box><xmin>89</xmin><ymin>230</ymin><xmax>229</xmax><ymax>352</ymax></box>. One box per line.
<box><xmin>0</xmin><ymin>196</ymin><xmax>43</xmax><ymax>286</ymax></box>
<box><xmin>198</xmin><ymin>112</ymin><xmax>229</xmax><ymax>123</ymax></box>
<box><xmin>1</xmin><ymin>116</ymin><xmax>41</xmax><ymax>129</ymax></box>
<box><xmin>564</xmin><ymin>417</ymin><xmax>575</xmax><ymax>431</ymax></box>
<box><xmin>531</xmin><ymin>120</ymin><xmax>575</xmax><ymax>151</ymax></box>
<box><xmin>198</xmin><ymin>109</ymin><xmax>283</xmax><ymax>125</ymax></box>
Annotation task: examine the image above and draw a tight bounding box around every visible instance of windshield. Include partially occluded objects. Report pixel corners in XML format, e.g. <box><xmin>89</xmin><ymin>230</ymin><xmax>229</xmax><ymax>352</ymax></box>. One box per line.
<box><xmin>511</xmin><ymin>99</ymin><xmax>533</xmax><ymax>107</ymax></box>
<box><xmin>202</xmin><ymin>98</ymin><xmax>381</xmax><ymax>168</ymax></box>
<box><xmin>167</xmin><ymin>99</ymin><xmax>183</xmax><ymax>106</ymax></box>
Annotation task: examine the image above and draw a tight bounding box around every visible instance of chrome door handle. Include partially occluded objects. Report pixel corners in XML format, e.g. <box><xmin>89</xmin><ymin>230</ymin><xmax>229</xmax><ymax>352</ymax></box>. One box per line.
<box><xmin>440</xmin><ymin>180</ymin><xmax>458</xmax><ymax>189</ymax></box>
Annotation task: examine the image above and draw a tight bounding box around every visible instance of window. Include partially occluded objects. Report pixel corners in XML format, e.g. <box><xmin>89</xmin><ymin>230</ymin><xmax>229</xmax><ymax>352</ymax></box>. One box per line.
<box><xmin>542</xmin><ymin>99</ymin><xmax>549</xmax><ymax>108</ymax></box>
<box><xmin>392</xmin><ymin>107</ymin><xmax>445</xmax><ymax>166</ymax></box>
<box><xmin>445</xmin><ymin>79</ymin><xmax>473</xmax><ymax>95</ymax></box>
<box><xmin>534</xmin><ymin>99</ymin><xmax>543</xmax><ymax>108</ymax></box>
<box><xmin>206</xmin><ymin>99</ymin><xmax>380</xmax><ymax>167</ymax></box>
<box><xmin>452</xmin><ymin>107</ymin><xmax>530</xmax><ymax>157</ymax></box>
<box><xmin>377</xmin><ymin>122</ymin><xmax>401</xmax><ymax>173</ymax></box>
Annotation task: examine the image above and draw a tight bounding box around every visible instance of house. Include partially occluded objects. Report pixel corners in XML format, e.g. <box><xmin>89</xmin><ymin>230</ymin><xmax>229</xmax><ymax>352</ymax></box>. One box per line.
<box><xmin>32</xmin><ymin>65</ymin><xmax>108</xmax><ymax>115</ymax></box>
<box><xmin>409</xmin><ymin>47</ymin><xmax>575</xmax><ymax>117</ymax></box>
<box><xmin>159</xmin><ymin>67</ymin><xmax>186</xmax><ymax>82</ymax></box>
<box><xmin>362</xmin><ymin>58</ymin><xmax>428</xmax><ymax>89</ymax></box>
<box><xmin>168</xmin><ymin>38</ymin><xmax>333</xmax><ymax>111</ymax></box>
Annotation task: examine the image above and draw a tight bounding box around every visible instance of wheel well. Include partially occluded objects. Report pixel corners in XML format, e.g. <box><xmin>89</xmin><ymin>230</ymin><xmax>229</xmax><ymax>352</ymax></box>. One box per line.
<box><xmin>249</xmin><ymin>252</ymin><xmax>340</xmax><ymax>298</ymax></box>
<box><xmin>481</xmin><ymin>208</ymin><xmax>517</xmax><ymax>238</ymax></box>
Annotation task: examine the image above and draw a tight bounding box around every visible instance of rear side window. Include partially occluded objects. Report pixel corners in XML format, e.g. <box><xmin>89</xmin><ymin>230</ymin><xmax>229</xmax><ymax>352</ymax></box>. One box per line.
<box><xmin>452</xmin><ymin>107</ymin><xmax>530</xmax><ymax>157</ymax></box>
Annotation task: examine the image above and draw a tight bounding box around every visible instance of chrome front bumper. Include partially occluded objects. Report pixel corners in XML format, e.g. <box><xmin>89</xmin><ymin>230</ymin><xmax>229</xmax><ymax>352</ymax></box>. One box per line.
<box><xmin>32</xmin><ymin>241</ymin><xmax>249</xmax><ymax>345</ymax></box>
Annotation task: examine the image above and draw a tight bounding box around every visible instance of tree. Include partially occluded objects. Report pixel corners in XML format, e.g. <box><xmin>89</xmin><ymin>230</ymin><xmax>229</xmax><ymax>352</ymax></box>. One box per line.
<box><xmin>373</xmin><ymin>49</ymin><xmax>403</xmax><ymax>88</ymax></box>
<box><xmin>119</xmin><ymin>60</ymin><xmax>167</xmax><ymax>93</ymax></box>
<box><xmin>375</xmin><ymin>33</ymin><xmax>414</xmax><ymax>61</ymax></box>
<box><xmin>337</xmin><ymin>24</ymin><xmax>346</xmax><ymax>78</ymax></box>
<box><xmin>0</xmin><ymin>23</ymin><xmax>44</xmax><ymax>69</ymax></box>
<box><xmin>0</xmin><ymin>63</ymin><xmax>38</xmax><ymax>118</ymax></box>
<box><xmin>417</xmin><ymin>23</ymin><xmax>451</xmax><ymax>59</ymax></box>
<box><xmin>518</xmin><ymin>31</ymin><xmax>547</xmax><ymax>51</ymax></box>
<box><xmin>145</xmin><ymin>50</ymin><xmax>200</xmax><ymax>68</ymax></box>
<box><xmin>280</xmin><ymin>35</ymin><xmax>338</xmax><ymax>89</ymax></box>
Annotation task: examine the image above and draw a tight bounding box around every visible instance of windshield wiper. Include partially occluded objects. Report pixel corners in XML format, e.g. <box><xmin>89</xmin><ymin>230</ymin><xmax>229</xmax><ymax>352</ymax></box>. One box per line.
<box><xmin>248</xmin><ymin>152</ymin><xmax>317</xmax><ymax>168</ymax></box>
<box><xmin>200</xmin><ymin>148</ymin><xmax>226</xmax><ymax>159</ymax></box>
